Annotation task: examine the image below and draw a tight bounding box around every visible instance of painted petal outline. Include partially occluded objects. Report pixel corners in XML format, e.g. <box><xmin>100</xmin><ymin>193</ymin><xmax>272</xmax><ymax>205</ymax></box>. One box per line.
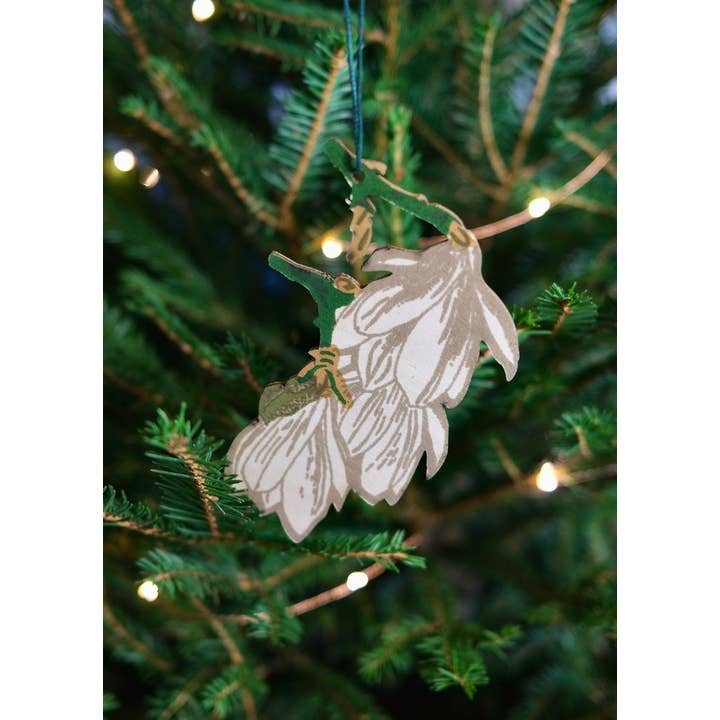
<box><xmin>351</xmin><ymin>404</ymin><xmax>423</xmax><ymax>506</ymax></box>
<box><xmin>475</xmin><ymin>282</ymin><xmax>519</xmax><ymax>381</ymax></box>
<box><xmin>228</xmin><ymin>398</ymin><xmax>346</xmax><ymax>543</ymax></box>
<box><xmin>423</xmin><ymin>404</ymin><xmax>449</xmax><ymax>478</ymax></box>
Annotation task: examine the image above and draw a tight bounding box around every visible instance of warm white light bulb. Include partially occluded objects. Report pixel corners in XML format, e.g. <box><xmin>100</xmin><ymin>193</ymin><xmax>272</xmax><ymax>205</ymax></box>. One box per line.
<box><xmin>321</xmin><ymin>237</ymin><xmax>343</xmax><ymax>259</ymax></box>
<box><xmin>140</xmin><ymin>168</ymin><xmax>160</xmax><ymax>188</ymax></box>
<box><xmin>137</xmin><ymin>580</ymin><xmax>159</xmax><ymax>602</ymax></box>
<box><xmin>346</xmin><ymin>571</ymin><xmax>369</xmax><ymax>592</ymax></box>
<box><xmin>536</xmin><ymin>461</ymin><xmax>559</xmax><ymax>492</ymax></box>
<box><xmin>113</xmin><ymin>149</ymin><xmax>136</xmax><ymax>172</ymax></box>
<box><xmin>192</xmin><ymin>0</ymin><xmax>215</xmax><ymax>22</ymax></box>
<box><xmin>528</xmin><ymin>196</ymin><xmax>551</xmax><ymax>218</ymax></box>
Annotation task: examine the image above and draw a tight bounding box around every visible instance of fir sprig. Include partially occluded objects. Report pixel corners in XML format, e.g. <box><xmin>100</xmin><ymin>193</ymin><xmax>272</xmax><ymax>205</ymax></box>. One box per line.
<box><xmin>534</xmin><ymin>282</ymin><xmax>598</xmax><ymax>337</ymax></box>
<box><xmin>144</xmin><ymin>404</ymin><xmax>256</xmax><ymax>537</ymax></box>
<box><xmin>268</xmin><ymin>39</ymin><xmax>352</xmax><ymax>220</ymax></box>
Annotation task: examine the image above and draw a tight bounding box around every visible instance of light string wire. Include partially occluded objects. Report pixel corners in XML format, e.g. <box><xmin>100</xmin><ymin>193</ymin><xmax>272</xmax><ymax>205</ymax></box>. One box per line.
<box><xmin>343</xmin><ymin>0</ymin><xmax>366</xmax><ymax>173</ymax></box>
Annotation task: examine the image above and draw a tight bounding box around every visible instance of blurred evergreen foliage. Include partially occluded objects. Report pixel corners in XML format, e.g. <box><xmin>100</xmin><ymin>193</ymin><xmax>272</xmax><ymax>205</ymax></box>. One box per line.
<box><xmin>104</xmin><ymin>0</ymin><xmax>616</xmax><ymax>717</ymax></box>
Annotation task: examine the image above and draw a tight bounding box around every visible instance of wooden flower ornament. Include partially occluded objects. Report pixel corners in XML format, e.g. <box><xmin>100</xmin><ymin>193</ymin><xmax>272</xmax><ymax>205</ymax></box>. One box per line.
<box><xmin>228</xmin><ymin>141</ymin><xmax>519</xmax><ymax>542</ymax></box>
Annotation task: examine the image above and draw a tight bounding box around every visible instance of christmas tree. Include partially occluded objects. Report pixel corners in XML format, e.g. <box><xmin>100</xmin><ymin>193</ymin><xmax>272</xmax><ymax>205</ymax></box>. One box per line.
<box><xmin>104</xmin><ymin>0</ymin><xmax>616</xmax><ymax>717</ymax></box>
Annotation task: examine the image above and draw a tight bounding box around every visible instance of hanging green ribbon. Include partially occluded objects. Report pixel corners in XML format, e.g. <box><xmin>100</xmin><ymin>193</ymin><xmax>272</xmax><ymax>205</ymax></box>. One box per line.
<box><xmin>342</xmin><ymin>0</ymin><xmax>366</xmax><ymax>173</ymax></box>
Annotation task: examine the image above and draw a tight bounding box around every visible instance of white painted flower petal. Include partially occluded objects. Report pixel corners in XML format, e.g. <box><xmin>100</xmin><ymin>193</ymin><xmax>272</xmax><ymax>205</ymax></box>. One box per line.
<box><xmin>332</xmin><ymin>305</ymin><xmax>368</xmax><ymax>349</ymax></box>
<box><xmin>362</xmin><ymin>285</ymin><xmax>445</xmax><ymax>335</ymax></box>
<box><xmin>338</xmin><ymin>385</ymin><xmax>404</xmax><ymax>456</ymax></box>
<box><xmin>227</xmin><ymin>419</ymin><xmax>264</xmax><ymax>486</ymax></box>
<box><xmin>357</xmin><ymin>335</ymin><xmax>398</xmax><ymax>390</ymax></box>
<box><xmin>236</xmin><ymin>400</ymin><xmax>327</xmax><ymax>498</ymax></box>
<box><xmin>346</xmin><ymin>273</ymin><xmax>450</xmax><ymax>337</ymax></box>
<box><xmin>423</xmin><ymin>404</ymin><xmax>449</xmax><ymax>478</ymax></box>
<box><xmin>345</xmin><ymin>399</ymin><xmax>424</xmax><ymax>505</ymax></box>
<box><xmin>258</xmin><ymin>485</ymin><xmax>282</xmax><ymax>511</ymax></box>
<box><xmin>395</xmin><ymin>290</ymin><xmax>457</xmax><ymax>404</ymax></box>
<box><xmin>360</xmin><ymin>246</ymin><xmax>469</xmax><ymax>336</ymax></box>
<box><xmin>380</xmin><ymin>409</ymin><xmax>425</xmax><ymax>506</ymax></box>
<box><xmin>324</xmin><ymin>403</ymin><xmax>350</xmax><ymax>511</ymax></box>
<box><xmin>351</xmin><ymin>280</ymin><xmax>405</xmax><ymax>332</ymax></box>
<box><xmin>476</xmin><ymin>284</ymin><xmax>520</xmax><ymax>380</ymax></box>
<box><xmin>431</xmin><ymin>313</ymin><xmax>482</xmax><ymax>408</ymax></box>
<box><xmin>227</xmin><ymin>418</ymin><xmax>284</xmax><ymax>498</ymax></box>
<box><xmin>363</xmin><ymin>246</ymin><xmax>422</xmax><ymax>271</ymax></box>
<box><xmin>275</xmin><ymin>429</ymin><xmax>331</xmax><ymax>543</ymax></box>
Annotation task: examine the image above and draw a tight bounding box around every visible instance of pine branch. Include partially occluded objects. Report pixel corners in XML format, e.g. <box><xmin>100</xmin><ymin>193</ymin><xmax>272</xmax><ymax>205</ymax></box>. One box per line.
<box><xmin>562</xmin><ymin>129</ymin><xmax>617</xmax><ymax>178</ymax></box>
<box><xmin>279</xmin><ymin>49</ymin><xmax>348</xmax><ymax>230</ymax></box>
<box><xmin>167</xmin><ymin>436</ymin><xmax>221</xmax><ymax>539</ymax></box>
<box><xmin>479</xmin><ymin>16</ymin><xmax>510</xmax><ymax>183</ymax></box>
<box><xmin>260</xmin><ymin>555</ymin><xmax>323</xmax><ymax>590</ymax></box>
<box><xmin>110</xmin><ymin>2</ymin><xmax>280</xmax><ymax>232</ymax></box>
<box><xmin>103</xmin><ymin>486</ymin><xmax>176</xmax><ymax>539</ymax></box>
<box><xmin>215</xmin><ymin>29</ymin><xmax>309</xmax><ymax>66</ymax></box>
<box><xmin>387</xmin><ymin>105</ymin><xmax>417</xmax><ymax>247</ymax></box>
<box><xmin>111</xmin><ymin>2</ymin><xmax>200</xmax><ymax>132</ymax></box>
<box><xmin>510</xmin><ymin>0</ymin><xmax>574</xmax><ymax>172</ymax></box>
<box><xmin>553</xmin><ymin>408</ymin><xmax>616</xmax><ymax>457</ymax></box>
<box><xmin>372</xmin><ymin>0</ymin><xmax>401</xmax><ymax>160</ymax></box>
<box><xmin>121</xmin><ymin>272</ymin><xmax>224</xmax><ymax>376</ymax></box>
<box><xmin>200</xmin><ymin>664</ymin><xmax>268</xmax><ymax>720</ymax></box>
<box><xmin>103</xmin><ymin>602</ymin><xmax>173</xmax><ymax>673</ymax></box>
<box><xmin>104</xmin><ymin>484</ymin><xmax>231</xmax><ymax>544</ymax></box>
<box><xmin>157</xmin><ymin>667</ymin><xmax>216</xmax><ymax>720</ymax></box>
<box><xmin>104</xmin><ymin>512</ymin><xmax>172</xmax><ymax>538</ymax></box>
<box><xmin>123</xmin><ymin>102</ymin><xmax>183</xmax><ymax>147</ymax></box>
<box><xmin>418</xmin><ymin>635</ymin><xmax>489</xmax><ymax>699</ymax></box>
<box><xmin>535</xmin><ymin>283</ymin><xmax>598</xmax><ymax>337</ymax></box>
<box><xmin>239</xmin><ymin>356</ymin><xmax>263</xmax><ymax>396</ymax></box>
<box><xmin>410</xmin><ymin>112</ymin><xmax>504</xmax><ymax>199</ymax></box>
<box><xmin>568</xmin><ymin>463</ymin><xmax>617</xmax><ymax>483</ymax></box>
<box><xmin>136</xmin><ymin>549</ymin><xmax>252</xmax><ymax>600</ymax></box>
<box><xmin>143</xmin><ymin>303</ymin><xmax>222</xmax><ymax>376</ymax></box>
<box><xmin>551</xmin><ymin>302</ymin><xmax>573</xmax><ymax>337</ymax></box>
<box><xmin>189</xmin><ymin>598</ymin><xmax>259</xmax><ymax>720</ymax></box>
<box><xmin>299</xmin><ymin>529</ymin><xmax>425</xmax><ymax>570</ymax></box>
<box><xmin>143</xmin><ymin>406</ymin><xmax>256</xmax><ymax>537</ymax></box>
<box><xmin>204</xmin><ymin>139</ymin><xmax>282</xmax><ymax>231</ymax></box>
<box><xmin>490</xmin><ymin>436</ymin><xmax>524</xmax><ymax>484</ymax></box>
<box><xmin>359</xmin><ymin>618</ymin><xmax>437</xmax><ymax>683</ymax></box>
<box><xmin>219</xmin><ymin>333</ymin><xmax>281</xmax><ymax>396</ymax></box>
<box><xmin>422</xmin><ymin>147</ymin><xmax>614</xmax><ymax>245</ymax></box>
<box><xmin>142</xmin><ymin>59</ymin><xmax>280</xmax><ymax>232</ymax></box>
<box><xmin>558</xmin><ymin>194</ymin><xmax>617</xmax><ymax>217</ymax></box>
<box><xmin>232</xmin><ymin>0</ymin><xmax>386</xmax><ymax>44</ymax></box>
<box><xmin>285</xmin><ymin>649</ymin><xmax>391</xmax><ymax>720</ymax></box>
<box><xmin>190</xmin><ymin>597</ymin><xmax>245</xmax><ymax>664</ymax></box>
<box><xmin>472</xmin><ymin>148</ymin><xmax>613</xmax><ymax>239</ymax></box>
<box><xmin>268</xmin><ymin>40</ymin><xmax>352</xmax><ymax>234</ymax></box>
<box><xmin>397</xmin><ymin>0</ymin><xmax>466</xmax><ymax>65</ymax></box>
<box><xmin>111</xmin><ymin>0</ymin><xmax>150</xmax><ymax>64</ymax></box>
<box><xmin>104</xmin><ymin>367</ymin><xmax>164</xmax><ymax>406</ymax></box>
